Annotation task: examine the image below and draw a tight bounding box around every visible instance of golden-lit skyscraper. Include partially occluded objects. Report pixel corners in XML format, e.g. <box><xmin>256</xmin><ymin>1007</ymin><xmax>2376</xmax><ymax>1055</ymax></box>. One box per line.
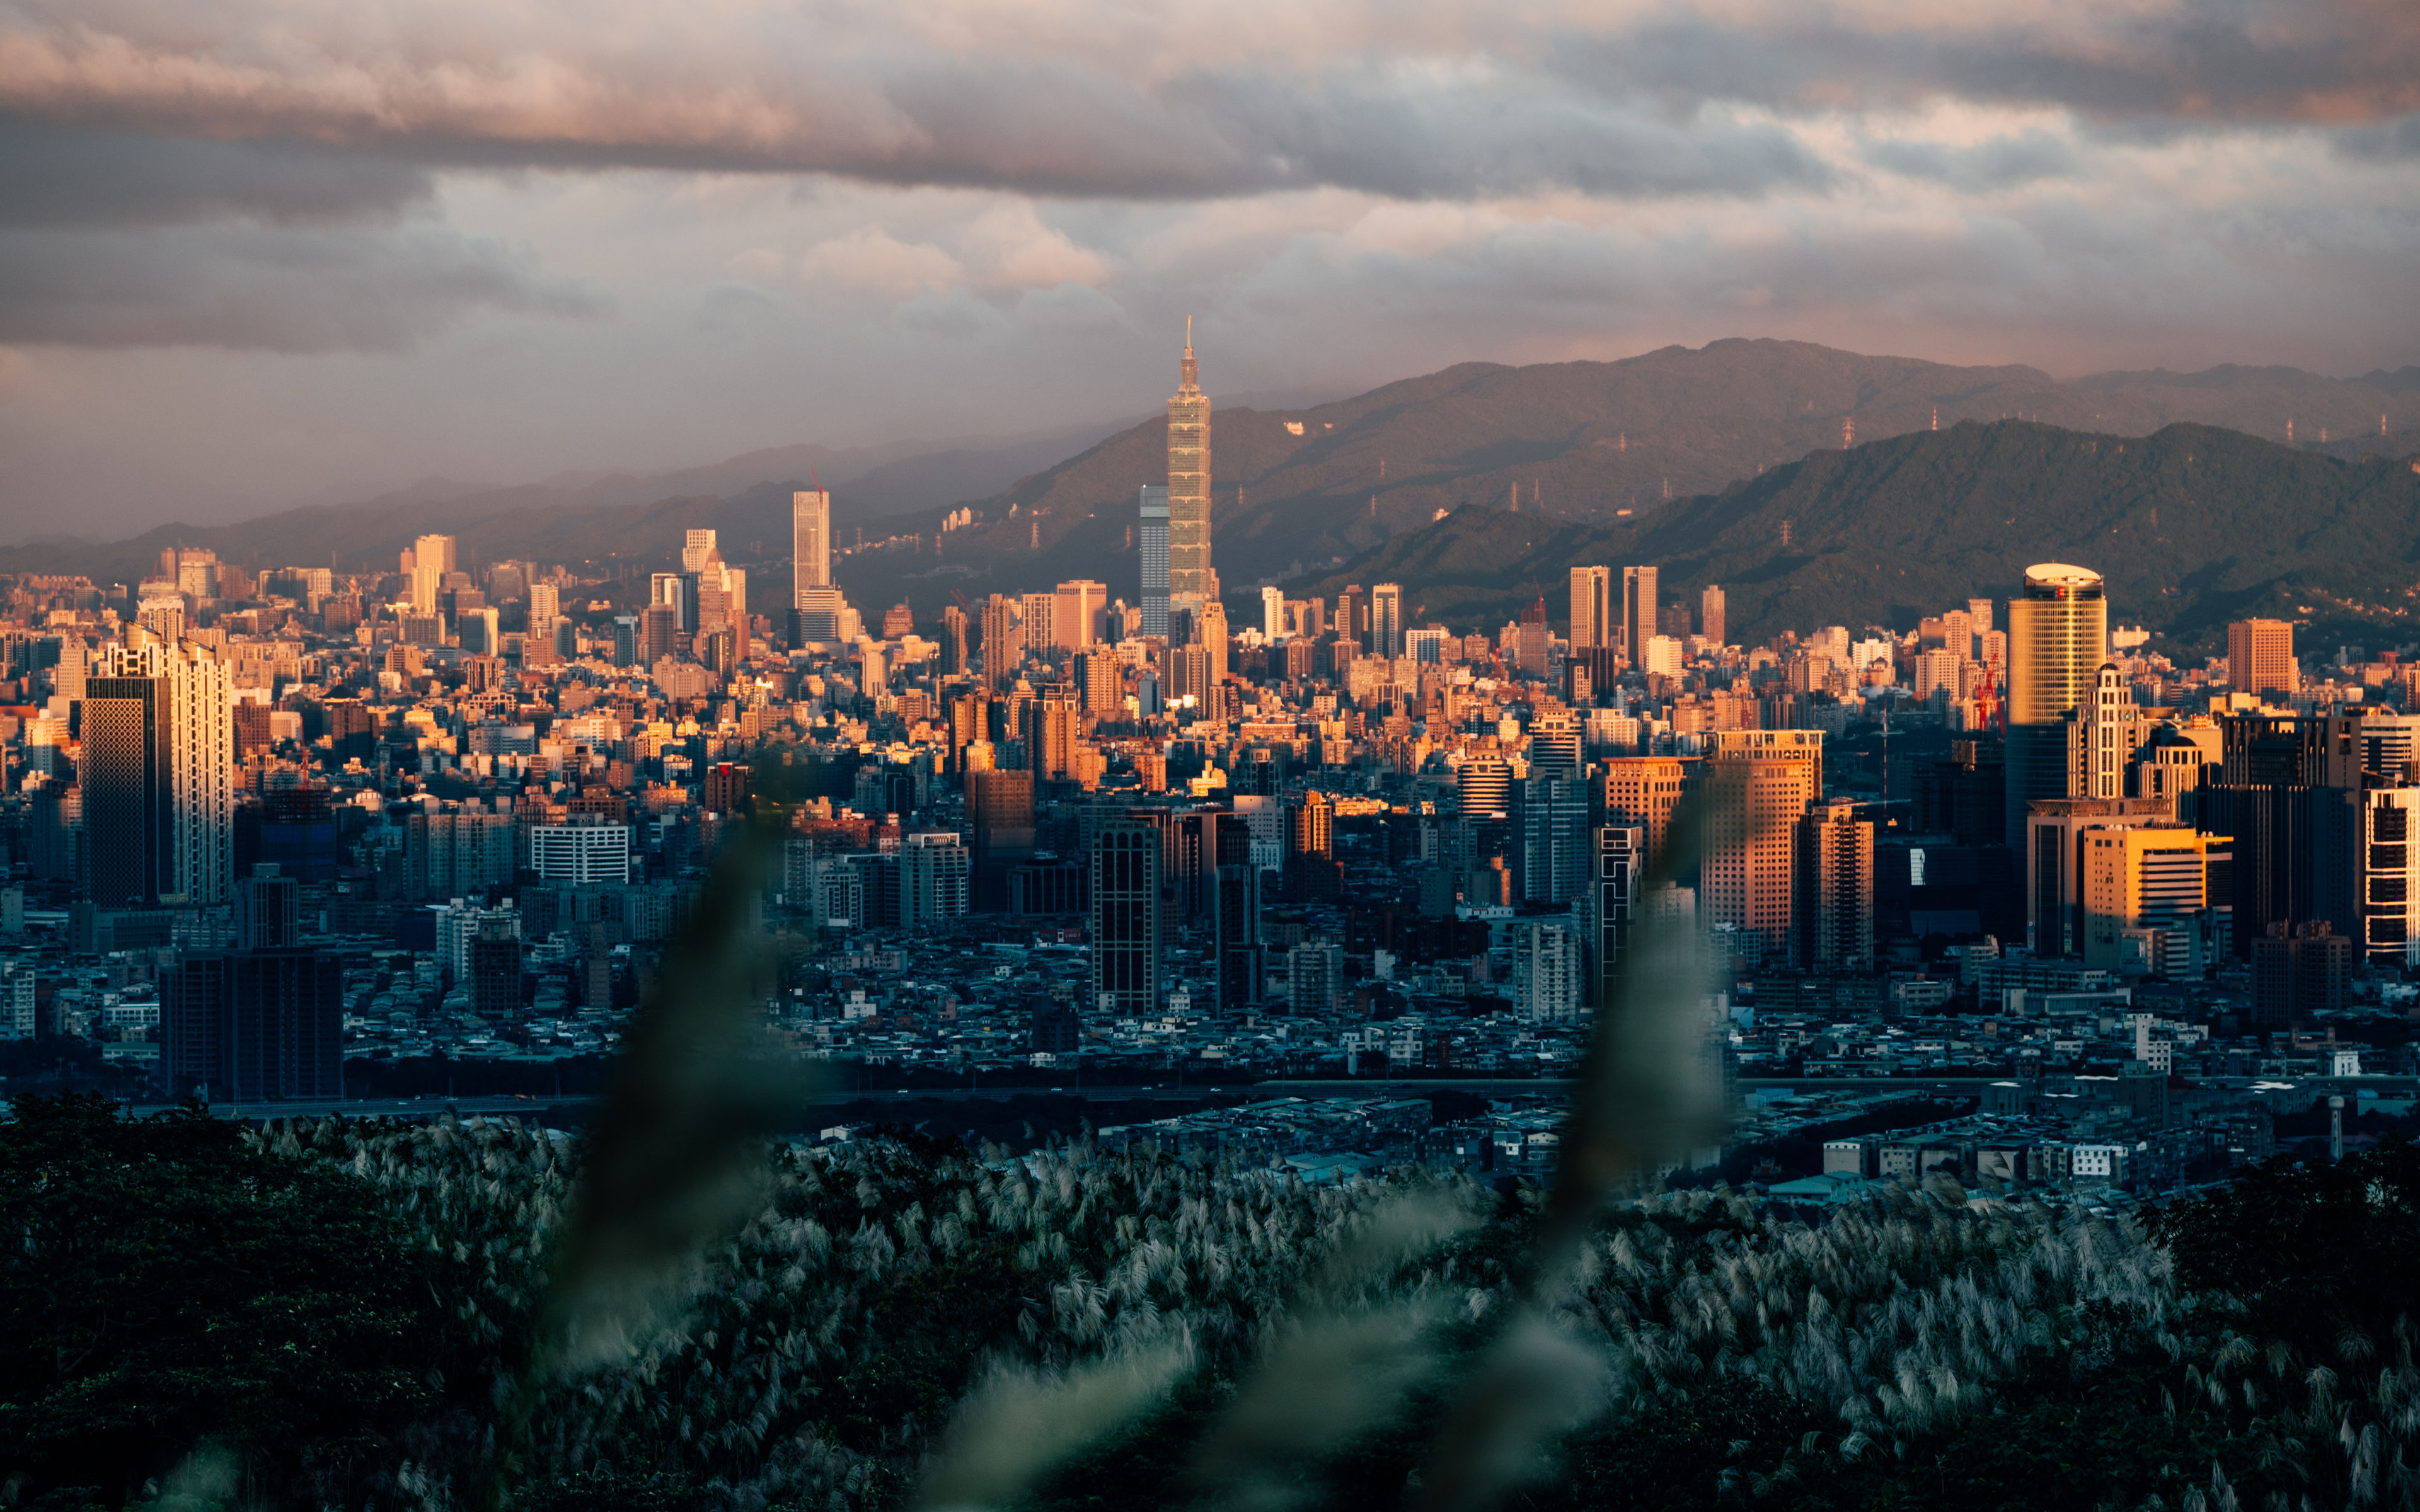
<box><xmin>1166</xmin><ymin>321</ymin><xmax>1213</xmax><ymax>611</ymax></box>
<box><xmin>2007</xmin><ymin>563</ymin><xmax>2107</xmax><ymax>845</ymax></box>
<box><xmin>792</xmin><ymin>490</ymin><xmax>831</xmax><ymax>601</ymax></box>
<box><xmin>410</xmin><ymin>533</ymin><xmax>454</xmax><ymax>615</ymax></box>
<box><xmin>1568</xmin><ymin>566</ymin><xmax>1611</xmax><ymax>649</ymax></box>
<box><xmin>2227</xmin><ymin>618</ymin><xmax>2296</xmax><ymax>697</ymax></box>
<box><xmin>1622</xmin><ymin>564</ymin><xmax>1658</xmax><ymax>662</ymax></box>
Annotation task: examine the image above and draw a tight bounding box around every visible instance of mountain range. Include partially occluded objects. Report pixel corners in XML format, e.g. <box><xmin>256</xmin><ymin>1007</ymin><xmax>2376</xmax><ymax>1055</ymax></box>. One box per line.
<box><xmin>6</xmin><ymin>339</ymin><xmax>2417</xmax><ymax>648</ymax></box>
<box><xmin>1274</xmin><ymin>419</ymin><xmax>2420</xmax><ymax>655</ymax></box>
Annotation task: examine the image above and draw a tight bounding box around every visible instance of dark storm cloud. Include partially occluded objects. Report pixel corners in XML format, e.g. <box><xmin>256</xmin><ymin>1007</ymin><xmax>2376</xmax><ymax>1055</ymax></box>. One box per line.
<box><xmin>0</xmin><ymin>222</ymin><xmax>602</xmax><ymax>350</ymax></box>
<box><xmin>0</xmin><ymin>120</ymin><xmax>434</xmax><ymax>229</ymax></box>
<box><xmin>3</xmin><ymin>1</ymin><xmax>2411</xmax><ymax>202</ymax></box>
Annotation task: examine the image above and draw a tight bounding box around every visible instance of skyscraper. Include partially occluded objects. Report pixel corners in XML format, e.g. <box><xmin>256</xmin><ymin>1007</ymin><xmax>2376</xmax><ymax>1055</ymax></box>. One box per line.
<box><xmin>1090</xmin><ymin>822</ymin><xmax>1162</xmax><ymax>1015</ymax></box>
<box><xmin>2007</xmin><ymin>563</ymin><xmax>2108</xmax><ymax>847</ymax></box>
<box><xmin>1165</xmin><ymin>323</ymin><xmax>1213</xmax><ymax>612</ymax></box>
<box><xmin>1213</xmin><ymin>816</ymin><xmax>1260</xmax><ymax>1016</ymax></box>
<box><xmin>1137</xmin><ymin>485</ymin><xmax>1170</xmax><ymax>639</ymax></box>
<box><xmin>410</xmin><ymin>534</ymin><xmax>454</xmax><ymax>616</ymax></box>
<box><xmin>1792</xmin><ymin>799</ymin><xmax>1875</xmax><ymax>973</ymax></box>
<box><xmin>1702</xmin><ymin>736</ymin><xmax>1823</xmax><ymax>958</ymax></box>
<box><xmin>1371</xmin><ymin>583</ymin><xmax>1403</xmax><ymax>658</ymax></box>
<box><xmin>792</xmin><ymin>490</ymin><xmax>831</xmax><ymax>600</ymax></box>
<box><xmin>979</xmin><ymin>593</ymin><xmax>1023</xmax><ymax>687</ymax></box>
<box><xmin>1622</xmin><ymin>566</ymin><xmax>1659</xmax><ymax>663</ymax></box>
<box><xmin>2228</xmin><ymin>618</ymin><xmax>2297</xmax><ymax>698</ymax></box>
<box><xmin>165</xmin><ymin>640</ymin><xmax>234</xmax><ymax>907</ymax></box>
<box><xmin>82</xmin><ymin>658</ymin><xmax>170</xmax><ymax>907</ymax></box>
<box><xmin>1700</xmin><ymin>584</ymin><xmax>1726</xmax><ymax>647</ymax></box>
<box><xmin>1569</xmin><ymin>566</ymin><xmax>1611</xmax><ymax>650</ymax></box>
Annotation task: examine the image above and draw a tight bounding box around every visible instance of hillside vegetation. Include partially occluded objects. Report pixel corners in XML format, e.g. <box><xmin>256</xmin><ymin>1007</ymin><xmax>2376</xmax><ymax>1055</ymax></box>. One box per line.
<box><xmin>1284</xmin><ymin>419</ymin><xmax>2420</xmax><ymax>651</ymax></box>
<box><xmin>13</xmin><ymin>1092</ymin><xmax>2420</xmax><ymax>1512</ymax></box>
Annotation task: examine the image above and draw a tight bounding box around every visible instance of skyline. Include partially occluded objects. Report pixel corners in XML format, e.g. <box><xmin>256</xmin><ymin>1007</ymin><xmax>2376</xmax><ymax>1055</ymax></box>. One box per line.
<box><xmin>1</xmin><ymin>0</ymin><xmax>2417</xmax><ymax>537</ymax></box>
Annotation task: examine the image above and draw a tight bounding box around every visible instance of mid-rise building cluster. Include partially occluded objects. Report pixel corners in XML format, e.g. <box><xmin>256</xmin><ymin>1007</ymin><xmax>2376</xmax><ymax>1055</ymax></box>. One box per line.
<box><xmin>0</xmin><ymin>336</ymin><xmax>2409</xmax><ymax>1198</ymax></box>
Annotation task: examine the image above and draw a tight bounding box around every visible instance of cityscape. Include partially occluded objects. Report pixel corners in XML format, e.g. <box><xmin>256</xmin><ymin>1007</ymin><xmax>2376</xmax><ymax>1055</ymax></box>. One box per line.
<box><xmin>4</xmin><ymin>0</ymin><xmax>2419</xmax><ymax>1507</ymax></box>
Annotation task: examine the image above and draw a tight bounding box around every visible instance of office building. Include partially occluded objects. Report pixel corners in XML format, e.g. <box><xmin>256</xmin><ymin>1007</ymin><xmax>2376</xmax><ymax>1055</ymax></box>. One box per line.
<box><xmin>409</xmin><ymin>534</ymin><xmax>454</xmax><ymax>615</ymax></box>
<box><xmin>1701</xmin><ymin>747</ymin><xmax>1820</xmax><ymax>958</ymax></box>
<box><xmin>969</xmin><ymin>769</ymin><xmax>1035</xmax><ymax>910</ymax></box>
<box><xmin>1457</xmin><ymin>754</ymin><xmax>1512</xmax><ymax>819</ymax></box>
<box><xmin>1371</xmin><ymin>583</ymin><xmax>1404</xmax><ymax>658</ymax></box>
<box><xmin>2078</xmin><ymin>824</ymin><xmax>2230</xmax><ymax>978</ymax></box>
<box><xmin>979</xmin><ymin>594</ymin><xmax>1023</xmax><ymax>686</ymax></box>
<box><xmin>1700</xmin><ymin>585</ymin><xmax>1726</xmax><ymax>647</ymax></box>
<box><xmin>941</xmin><ymin>604</ymin><xmax>969</xmax><ymax>675</ymax></box>
<box><xmin>2191</xmin><ymin>713</ymin><xmax>2363</xmax><ymax>952</ymax></box>
<box><xmin>467</xmin><ymin>917</ymin><xmax>522</xmax><ymax>1019</ymax></box>
<box><xmin>2068</xmin><ymin>663</ymin><xmax>2140</xmax><ymax>801</ymax></box>
<box><xmin>2227</xmin><ymin>618</ymin><xmax>2296</xmax><ymax>698</ymax></box>
<box><xmin>1587</xmin><ymin>823</ymin><xmax>1645</xmax><ymax>1005</ymax></box>
<box><xmin>2007</xmin><ymin>563</ymin><xmax>2107</xmax><ymax>846</ymax></box>
<box><xmin>2362</xmin><ymin>787</ymin><xmax>2420</xmax><ymax>966</ymax></box>
<box><xmin>1030</xmin><ymin>694</ymin><xmax>1080</xmax><ymax>781</ymax></box>
<box><xmin>2024</xmin><ymin>796</ymin><xmax>2177</xmax><ymax>956</ymax></box>
<box><xmin>1262</xmin><ymin>586</ymin><xmax>1286</xmax><ymax>641</ymax></box>
<box><xmin>1089</xmin><ymin>822</ymin><xmax>1161</xmax><ymax>1015</ymax></box>
<box><xmin>1518</xmin><ymin>774</ymin><xmax>1592</xmax><ymax>905</ymax></box>
<box><xmin>1602</xmin><ymin>755</ymin><xmax>1692</xmax><ymax>872</ymax></box>
<box><xmin>235</xmin><ymin>865</ymin><xmax>299</xmax><ymax>950</ymax></box>
<box><xmin>530</xmin><ymin>823</ymin><xmax>633</xmax><ymax>885</ymax></box>
<box><xmin>1138</xmin><ymin>485</ymin><xmax>1170</xmax><ymax>638</ymax></box>
<box><xmin>1792</xmin><ymin>799</ymin><xmax>1875</xmax><ymax>973</ymax></box>
<box><xmin>1053</xmin><ymin>580</ymin><xmax>1108</xmax><ymax>653</ymax></box>
<box><xmin>1622</xmin><ymin>566</ymin><xmax>1659</xmax><ymax>662</ymax></box>
<box><xmin>1165</xmin><ymin>324</ymin><xmax>1214</xmax><ymax>612</ymax></box>
<box><xmin>1569</xmin><ymin>566</ymin><xmax>1612</xmax><ymax>650</ymax></box>
<box><xmin>81</xmin><ymin>655</ymin><xmax>170</xmax><ymax>907</ymax></box>
<box><xmin>793</xmin><ymin>490</ymin><xmax>831</xmax><ymax>598</ymax></box>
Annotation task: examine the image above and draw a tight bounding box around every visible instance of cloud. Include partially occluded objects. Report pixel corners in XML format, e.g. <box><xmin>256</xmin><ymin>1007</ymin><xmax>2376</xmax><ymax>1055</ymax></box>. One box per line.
<box><xmin>0</xmin><ymin>220</ymin><xmax>601</xmax><ymax>350</ymax></box>
<box><xmin>0</xmin><ymin>120</ymin><xmax>432</xmax><ymax>228</ymax></box>
<box><xmin>4</xmin><ymin>1</ymin><xmax>2406</xmax><ymax>201</ymax></box>
<box><xmin>1861</xmin><ymin>129</ymin><xmax>2080</xmax><ymax>192</ymax></box>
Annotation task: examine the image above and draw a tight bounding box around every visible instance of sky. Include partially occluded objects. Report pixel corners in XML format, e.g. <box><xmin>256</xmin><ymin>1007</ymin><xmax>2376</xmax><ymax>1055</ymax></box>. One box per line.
<box><xmin>1</xmin><ymin>0</ymin><xmax>2416</xmax><ymax>541</ymax></box>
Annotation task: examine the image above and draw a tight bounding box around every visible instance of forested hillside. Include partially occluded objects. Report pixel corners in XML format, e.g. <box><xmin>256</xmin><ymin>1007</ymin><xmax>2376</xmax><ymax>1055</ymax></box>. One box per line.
<box><xmin>10</xmin><ymin>1092</ymin><xmax>2420</xmax><ymax>1512</ymax></box>
<box><xmin>1284</xmin><ymin>419</ymin><xmax>2420</xmax><ymax>651</ymax></box>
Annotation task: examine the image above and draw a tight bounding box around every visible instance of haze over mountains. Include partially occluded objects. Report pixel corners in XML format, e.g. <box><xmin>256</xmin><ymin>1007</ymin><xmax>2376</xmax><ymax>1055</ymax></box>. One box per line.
<box><xmin>8</xmin><ymin>340</ymin><xmax>2418</xmax><ymax>643</ymax></box>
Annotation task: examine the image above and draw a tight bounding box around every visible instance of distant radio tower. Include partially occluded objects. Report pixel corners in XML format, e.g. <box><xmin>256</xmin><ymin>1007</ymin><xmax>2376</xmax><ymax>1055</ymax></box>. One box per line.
<box><xmin>1843</xmin><ymin>416</ymin><xmax>1855</xmax><ymax>447</ymax></box>
<box><xmin>2287</xmin><ymin>416</ymin><xmax>2295</xmax><ymax>443</ymax></box>
<box><xmin>1509</xmin><ymin>481</ymin><xmax>1519</xmax><ymax>513</ymax></box>
<box><xmin>1931</xmin><ymin>406</ymin><xmax>1939</xmax><ymax>432</ymax></box>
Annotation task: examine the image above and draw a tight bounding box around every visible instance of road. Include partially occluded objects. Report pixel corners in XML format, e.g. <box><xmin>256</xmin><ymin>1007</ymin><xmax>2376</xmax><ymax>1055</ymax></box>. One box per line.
<box><xmin>129</xmin><ymin>1075</ymin><xmax>2014</xmax><ymax>1123</ymax></box>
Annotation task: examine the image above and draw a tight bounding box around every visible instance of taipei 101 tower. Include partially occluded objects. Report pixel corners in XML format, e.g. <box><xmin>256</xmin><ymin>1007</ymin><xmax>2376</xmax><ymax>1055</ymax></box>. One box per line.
<box><xmin>1166</xmin><ymin>319</ymin><xmax>1214</xmax><ymax>614</ymax></box>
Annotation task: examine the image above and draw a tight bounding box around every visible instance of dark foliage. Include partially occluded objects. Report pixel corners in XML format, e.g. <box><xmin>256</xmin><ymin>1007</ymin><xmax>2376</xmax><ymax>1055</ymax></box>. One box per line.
<box><xmin>0</xmin><ymin>1094</ymin><xmax>462</xmax><ymax>1509</ymax></box>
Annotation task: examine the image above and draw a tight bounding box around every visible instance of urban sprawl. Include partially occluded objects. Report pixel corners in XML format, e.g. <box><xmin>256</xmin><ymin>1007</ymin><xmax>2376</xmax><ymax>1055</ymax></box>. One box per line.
<box><xmin>1</xmin><ymin>336</ymin><xmax>2411</xmax><ymax>1206</ymax></box>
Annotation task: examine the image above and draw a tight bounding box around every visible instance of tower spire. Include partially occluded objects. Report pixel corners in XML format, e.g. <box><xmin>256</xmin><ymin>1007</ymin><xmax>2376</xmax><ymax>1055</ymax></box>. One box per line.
<box><xmin>1180</xmin><ymin>316</ymin><xmax>1199</xmax><ymax>392</ymax></box>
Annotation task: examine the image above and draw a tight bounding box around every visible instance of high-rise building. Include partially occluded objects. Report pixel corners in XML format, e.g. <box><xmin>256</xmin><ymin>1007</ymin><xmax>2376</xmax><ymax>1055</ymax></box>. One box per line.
<box><xmin>2078</xmin><ymin>823</ymin><xmax>2230</xmax><ymax>977</ymax></box>
<box><xmin>1213</xmin><ymin>816</ymin><xmax>1260</xmax><ymax>1016</ymax></box>
<box><xmin>1702</xmin><ymin>744</ymin><xmax>1821</xmax><ymax>958</ymax></box>
<box><xmin>1262</xmin><ymin>586</ymin><xmax>1286</xmax><ymax>641</ymax></box>
<box><xmin>1030</xmin><ymin>694</ymin><xmax>1080</xmax><ymax>781</ymax></box>
<box><xmin>1587</xmin><ymin>823</ymin><xmax>1645</xmax><ymax>1006</ymax></box>
<box><xmin>1457</xmin><ymin>754</ymin><xmax>1512</xmax><ymax>818</ymax></box>
<box><xmin>161</xmin><ymin>949</ymin><xmax>344</xmax><ymax>1102</ymax></box>
<box><xmin>1288</xmin><ymin>939</ymin><xmax>1343</xmax><ymax>1014</ymax></box>
<box><xmin>1622</xmin><ymin>566</ymin><xmax>1659</xmax><ymax>663</ymax></box>
<box><xmin>941</xmin><ymin>605</ymin><xmax>969</xmax><ymax>676</ymax></box>
<box><xmin>1166</xmin><ymin>324</ymin><xmax>1214</xmax><ymax>611</ymax></box>
<box><xmin>235</xmin><ymin>865</ymin><xmax>299</xmax><ymax>950</ymax></box>
<box><xmin>792</xmin><ymin>490</ymin><xmax>831</xmax><ymax>599</ymax></box>
<box><xmin>2227</xmin><ymin>618</ymin><xmax>2297</xmax><ymax>698</ymax></box>
<box><xmin>2007</xmin><ymin>564</ymin><xmax>2108</xmax><ymax>847</ymax></box>
<box><xmin>1792</xmin><ymin>799</ymin><xmax>1875</xmax><ymax>973</ymax></box>
<box><xmin>1053</xmin><ymin>580</ymin><xmax>1108</xmax><ymax>652</ymax></box>
<box><xmin>1136</xmin><ymin>485</ymin><xmax>1170</xmax><ymax>639</ymax></box>
<box><xmin>1513</xmin><ymin>923</ymin><xmax>1584</xmax><ymax>1021</ymax></box>
<box><xmin>969</xmin><ymin>769</ymin><xmax>1035</xmax><ymax>910</ymax></box>
<box><xmin>1602</xmin><ymin>755</ymin><xmax>1692</xmax><ymax>873</ymax></box>
<box><xmin>1076</xmin><ymin>650</ymin><xmax>1122</xmax><ymax>715</ymax></box>
<box><xmin>82</xmin><ymin>641</ymin><xmax>233</xmax><ymax>908</ymax></box>
<box><xmin>901</xmin><ymin>832</ymin><xmax>971</xmax><ymax>926</ymax></box>
<box><xmin>1090</xmin><ymin>822</ymin><xmax>1161</xmax><ymax>1015</ymax></box>
<box><xmin>2250</xmin><ymin>922</ymin><xmax>2350</xmax><ymax>1026</ymax></box>
<box><xmin>1371</xmin><ymin>583</ymin><xmax>1404</xmax><ymax>658</ymax></box>
<box><xmin>2068</xmin><ymin>663</ymin><xmax>2140</xmax><ymax>800</ymax></box>
<box><xmin>410</xmin><ymin>534</ymin><xmax>454</xmax><ymax>615</ymax></box>
<box><xmin>979</xmin><ymin>594</ymin><xmax>1023</xmax><ymax>687</ymax></box>
<box><xmin>2024</xmin><ymin>796</ymin><xmax>2177</xmax><ymax>956</ymax></box>
<box><xmin>1518</xmin><ymin>774</ymin><xmax>1592</xmax><ymax>905</ymax></box>
<box><xmin>2361</xmin><ymin>788</ymin><xmax>2420</xmax><ymax>966</ymax></box>
<box><xmin>1569</xmin><ymin>567</ymin><xmax>1612</xmax><ymax>650</ymax></box>
<box><xmin>1197</xmin><ymin>600</ymin><xmax>1230</xmax><ymax>686</ymax></box>
<box><xmin>1700</xmin><ymin>584</ymin><xmax>1727</xmax><ymax>647</ymax></box>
